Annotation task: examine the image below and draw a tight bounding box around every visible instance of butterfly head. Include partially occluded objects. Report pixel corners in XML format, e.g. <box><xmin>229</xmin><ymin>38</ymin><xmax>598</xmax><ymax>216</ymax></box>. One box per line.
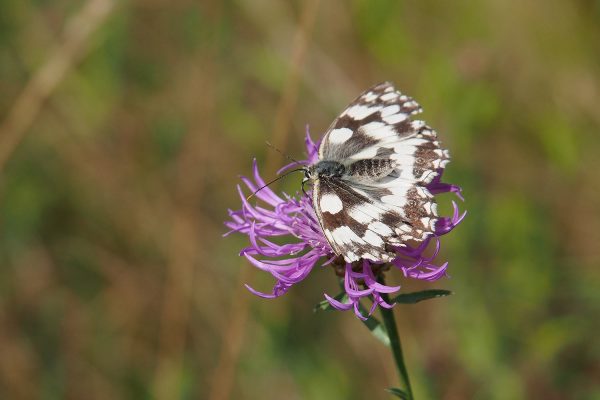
<box><xmin>302</xmin><ymin>161</ymin><xmax>345</xmax><ymax>197</ymax></box>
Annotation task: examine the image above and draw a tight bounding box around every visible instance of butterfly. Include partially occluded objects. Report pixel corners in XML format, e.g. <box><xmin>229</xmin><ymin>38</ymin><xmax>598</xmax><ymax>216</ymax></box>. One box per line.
<box><xmin>303</xmin><ymin>82</ymin><xmax>450</xmax><ymax>263</ymax></box>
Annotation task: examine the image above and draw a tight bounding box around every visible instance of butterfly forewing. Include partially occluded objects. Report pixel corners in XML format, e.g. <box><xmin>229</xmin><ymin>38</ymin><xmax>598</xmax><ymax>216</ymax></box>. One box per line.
<box><xmin>319</xmin><ymin>82</ymin><xmax>423</xmax><ymax>161</ymax></box>
<box><xmin>312</xmin><ymin>82</ymin><xmax>450</xmax><ymax>263</ymax></box>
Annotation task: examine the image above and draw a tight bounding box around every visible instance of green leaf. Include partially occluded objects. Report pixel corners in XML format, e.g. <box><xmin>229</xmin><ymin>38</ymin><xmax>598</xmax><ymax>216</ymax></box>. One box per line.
<box><xmin>390</xmin><ymin>289</ymin><xmax>452</xmax><ymax>304</ymax></box>
<box><xmin>386</xmin><ymin>387</ymin><xmax>409</xmax><ymax>399</ymax></box>
<box><xmin>357</xmin><ymin>302</ymin><xmax>390</xmax><ymax>347</ymax></box>
<box><xmin>313</xmin><ymin>292</ymin><xmax>348</xmax><ymax>312</ymax></box>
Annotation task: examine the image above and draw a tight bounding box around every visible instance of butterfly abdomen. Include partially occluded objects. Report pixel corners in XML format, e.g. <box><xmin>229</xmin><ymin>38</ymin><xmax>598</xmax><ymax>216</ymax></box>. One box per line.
<box><xmin>346</xmin><ymin>159</ymin><xmax>395</xmax><ymax>180</ymax></box>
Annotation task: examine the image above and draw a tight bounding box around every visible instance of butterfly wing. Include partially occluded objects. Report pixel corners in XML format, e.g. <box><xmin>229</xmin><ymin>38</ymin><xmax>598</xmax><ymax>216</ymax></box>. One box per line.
<box><xmin>320</xmin><ymin>82</ymin><xmax>422</xmax><ymax>157</ymax></box>
<box><xmin>313</xmin><ymin>175</ymin><xmax>438</xmax><ymax>262</ymax></box>
<box><xmin>314</xmin><ymin>82</ymin><xmax>449</xmax><ymax>262</ymax></box>
<box><xmin>313</xmin><ymin>176</ymin><xmax>400</xmax><ymax>262</ymax></box>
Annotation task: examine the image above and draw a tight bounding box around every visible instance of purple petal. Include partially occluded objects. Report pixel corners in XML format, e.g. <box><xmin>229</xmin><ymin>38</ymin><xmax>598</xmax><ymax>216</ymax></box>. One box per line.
<box><xmin>324</xmin><ymin>293</ymin><xmax>353</xmax><ymax>310</ymax></box>
<box><xmin>245</xmin><ymin>284</ymin><xmax>280</xmax><ymax>299</ymax></box>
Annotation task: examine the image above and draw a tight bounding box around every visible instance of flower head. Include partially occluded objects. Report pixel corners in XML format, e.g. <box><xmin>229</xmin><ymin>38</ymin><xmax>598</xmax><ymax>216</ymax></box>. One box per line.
<box><xmin>225</xmin><ymin>129</ymin><xmax>465</xmax><ymax>319</ymax></box>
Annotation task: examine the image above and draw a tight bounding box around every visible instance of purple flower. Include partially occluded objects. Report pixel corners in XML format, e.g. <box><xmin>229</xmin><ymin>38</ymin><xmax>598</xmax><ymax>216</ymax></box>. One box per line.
<box><xmin>225</xmin><ymin>129</ymin><xmax>465</xmax><ymax>320</ymax></box>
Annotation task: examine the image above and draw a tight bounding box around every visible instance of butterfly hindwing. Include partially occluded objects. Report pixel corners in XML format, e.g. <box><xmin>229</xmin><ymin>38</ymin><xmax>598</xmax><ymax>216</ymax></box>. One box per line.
<box><xmin>313</xmin><ymin>177</ymin><xmax>400</xmax><ymax>262</ymax></box>
<box><xmin>313</xmin><ymin>176</ymin><xmax>439</xmax><ymax>263</ymax></box>
<box><xmin>348</xmin><ymin>179</ymin><xmax>439</xmax><ymax>243</ymax></box>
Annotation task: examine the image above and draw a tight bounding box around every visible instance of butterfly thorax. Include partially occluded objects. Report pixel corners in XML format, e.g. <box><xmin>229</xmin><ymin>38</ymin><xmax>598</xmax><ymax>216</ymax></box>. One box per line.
<box><xmin>307</xmin><ymin>160</ymin><xmax>346</xmax><ymax>180</ymax></box>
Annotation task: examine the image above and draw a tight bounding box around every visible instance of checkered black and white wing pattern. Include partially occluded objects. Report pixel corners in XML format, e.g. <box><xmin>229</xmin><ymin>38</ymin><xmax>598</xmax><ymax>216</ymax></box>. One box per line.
<box><xmin>313</xmin><ymin>177</ymin><xmax>404</xmax><ymax>262</ymax></box>
<box><xmin>313</xmin><ymin>82</ymin><xmax>450</xmax><ymax>263</ymax></box>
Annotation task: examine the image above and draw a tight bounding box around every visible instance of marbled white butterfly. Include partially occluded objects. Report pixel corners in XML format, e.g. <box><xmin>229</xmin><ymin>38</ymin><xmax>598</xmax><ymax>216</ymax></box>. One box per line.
<box><xmin>303</xmin><ymin>82</ymin><xmax>450</xmax><ymax>263</ymax></box>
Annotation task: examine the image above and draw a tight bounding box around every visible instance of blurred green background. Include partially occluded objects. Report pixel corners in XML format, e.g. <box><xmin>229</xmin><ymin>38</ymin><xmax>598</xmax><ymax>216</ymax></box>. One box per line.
<box><xmin>1</xmin><ymin>0</ymin><xmax>599</xmax><ymax>399</ymax></box>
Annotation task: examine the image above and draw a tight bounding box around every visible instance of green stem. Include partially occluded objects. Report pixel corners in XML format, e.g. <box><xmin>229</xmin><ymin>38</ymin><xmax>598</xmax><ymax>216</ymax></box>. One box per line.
<box><xmin>379</xmin><ymin>283</ymin><xmax>414</xmax><ymax>399</ymax></box>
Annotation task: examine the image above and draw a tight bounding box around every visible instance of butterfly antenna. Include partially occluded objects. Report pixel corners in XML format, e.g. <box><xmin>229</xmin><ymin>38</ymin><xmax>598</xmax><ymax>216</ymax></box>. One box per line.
<box><xmin>246</xmin><ymin>168</ymin><xmax>305</xmax><ymax>201</ymax></box>
<box><xmin>265</xmin><ymin>141</ymin><xmax>303</xmax><ymax>167</ymax></box>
